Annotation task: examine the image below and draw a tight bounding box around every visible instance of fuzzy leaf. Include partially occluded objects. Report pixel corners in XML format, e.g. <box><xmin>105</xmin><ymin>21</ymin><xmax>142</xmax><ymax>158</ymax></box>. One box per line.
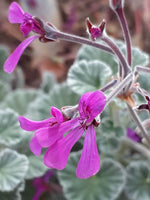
<box><xmin>2</xmin><ymin>89</ymin><xmax>39</xmax><ymax>115</ymax></box>
<box><xmin>67</xmin><ymin>60</ymin><xmax>112</xmax><ymax>95</ymax></box>
<box><xmin>0</xmin><ymin>149</ymin><xmax>28</xmax><ymax>192</ymax></box>
<box><xmin>0</xmin><ymin>81</ymin><xmax>10</xmax><ymax>102</ymax></box>
<box><xmin>12</xmin><ymin>133</ymin><xmax>48</xmax><ymax>179</ymax></box>
<box><xmin>76</xmin><ymin>43</ymin><xmax>118</xmax><ymax>74</ymax></box>
<box><xmin>27</xmin><ymin>82</ymin><xmax>79</xmax><ymax>120</ymax></box>
<box><xmin>0</xmin><ymin>109</ymin><xmax>24</xmax><ymax>146</ymax></box>
<box><xmin>125</xmin><ymin>161</ymin><xmax>150</xmax><ymax>200</ymax></box>
<box><xmin>58</xmin><ymin>152</ymin><xmax>125</xmax><ymax>200</ymax></box>
<box><xmin>117</xmin><ymin>40</ymin><xmax>149</xmax><ymax>68</ymax></box>
<box><xmin>40</xmin><ymin>71</ymin><xmax>56</xmax><ymax>93</ymax></box>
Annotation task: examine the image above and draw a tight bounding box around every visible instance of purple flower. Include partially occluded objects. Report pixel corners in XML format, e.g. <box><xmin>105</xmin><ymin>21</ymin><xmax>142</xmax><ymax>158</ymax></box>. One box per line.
<box><xmin>18</xmin><ymin>107</ymin><xmax>65</xmax><ymax>156</ymax></box>
<box><xmin>18</xmin><ymin>91</ymin><xmax>106</xmax><ymax>179</ymax></box>
<box><xmin>43</xmin><ymin>91</ymin><xmax>106</xmax><ymax>179</ymax></box>
<box><xmin>126</xmin><ymin>128</ymin><xmax>142</xmax><ymax>143</ymax></box>
<box><xmin>86</xmin><ymin>17</ymin><xmax>106</xmax><ymax>41</ymax></box>
<box><xmin>4</xmin><ymin>2</ymin><xmax>45</xmax><ymax>74</ymax></box>
<box><xmin>32</xmin><ymin>170</ymin><xmax>54</xmax><ymax>200</ymax></box>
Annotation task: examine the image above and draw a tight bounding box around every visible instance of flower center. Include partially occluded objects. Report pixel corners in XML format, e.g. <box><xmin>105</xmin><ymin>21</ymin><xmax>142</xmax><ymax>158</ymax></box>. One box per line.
<box><xmin>90</xmin><ymin>28</ymin><xmax>101</xmax><ymax>38</ymax></box>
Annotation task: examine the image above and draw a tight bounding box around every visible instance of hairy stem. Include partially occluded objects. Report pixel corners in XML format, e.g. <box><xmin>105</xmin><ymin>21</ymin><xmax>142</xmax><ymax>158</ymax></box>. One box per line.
<box><xmin>135</xmin><ymin>65</ymin><xmax>150</xmax><ymax>74</ymax></box>
<box><xmin>100</xmin><ymin>79</ymin><xmax>118</xmax><ymax>92</ymax></box>
<box><xmin>45</xmin><ymin>29</ymin><xmax>113</xmax><ymax>54</ymax></box>
<box><xmin>121</xmin><ymin>137</ymin><xmax>150</xmax><ymax>159</ymax></box>
<box><xmin>106</xmin><ymin>72</ymin><xmax>133</xmax><ymax>106</ymax></box>
<box><xmin>101</xmin><ymin>35</ymin><xmax>131</xmax><ymax>78</ymax></box>
<box><xmin>116</xmin><ymin>8</ymin><xmax>132</xmax><ymax>66</ymax></box>
<box><xmin>127</xmin><ymin>104</ymin><xmax>150</xmax><ymax>146</ymax></box>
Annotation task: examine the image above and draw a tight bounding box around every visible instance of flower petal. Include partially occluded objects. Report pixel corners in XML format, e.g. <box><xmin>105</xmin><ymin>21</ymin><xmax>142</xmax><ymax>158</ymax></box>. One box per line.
<box><xmin>79</xmin><ymin>91</ymin><xmax>106</xmax><ymax>122</ymax></box>
<box><xmin>8</xmin><ymin>2</ymin><xmax>24</xmax><ymax>23</ymax></box>
<box><xmin>43</xmin><ymin>126</ymin><xmax>83</xmax><ymax>170</ymax></box>
<box><xmin>126</xmin><ymin>128</ymin><xmax>142</xmax><ymax>143</ymax></box>
<box><xmin>35</xmin><ymin>126</ymin><xmax>62</xmax><ymax>148</ymax></box>
<box><xmin>51</xmin><ymin>107</ymin><xmax>63</xmax><ymax>123</ymax></box>
<box><xmin>36</xmin><ymin>118</ymin><xmax>79</xmax><ymax>148</ymax></box>
<box><xmin>4</xmin><ymin>35</ymin><xmax>39</xmax><ymax>73</ymax></box>
<box><xmin>76</xmin><ymin>125</ymin><xmax>100</xmax><ymax>179</ymax></box>
<box><xmin>18</xmin><ymin>116</ymin><xmax>50</xmax><ymax>131</ymax></box>
<box><xmin>30</xmin><ymin>136</ymin><xmax>42</xmax><ymax>156</ymax></box>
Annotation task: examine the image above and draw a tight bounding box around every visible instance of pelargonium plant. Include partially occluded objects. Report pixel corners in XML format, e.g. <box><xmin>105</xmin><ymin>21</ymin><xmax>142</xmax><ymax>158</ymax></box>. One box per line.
<box><xmin>1</xmin><ymin>0</ymin><xmax>150</xmax><ymax>199</ymax></box>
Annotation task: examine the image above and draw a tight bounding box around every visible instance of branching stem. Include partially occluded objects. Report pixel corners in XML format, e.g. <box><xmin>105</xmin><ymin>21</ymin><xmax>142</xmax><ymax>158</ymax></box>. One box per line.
<box><xmin>127</xmin><ymin>104</ymin><xmax>150</xmax><ymax>146</ymax></box>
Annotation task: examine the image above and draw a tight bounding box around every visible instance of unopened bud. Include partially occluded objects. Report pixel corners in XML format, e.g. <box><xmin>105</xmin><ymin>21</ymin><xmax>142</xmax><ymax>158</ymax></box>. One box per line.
<box><xmin>86</xmin><ymin>18</ymin><xmax>106</xmax><ymax>41</ymax></box>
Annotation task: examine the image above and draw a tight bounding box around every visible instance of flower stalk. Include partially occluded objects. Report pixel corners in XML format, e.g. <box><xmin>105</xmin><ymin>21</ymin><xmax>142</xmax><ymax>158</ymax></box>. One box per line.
<box><xmin>127</xmin><ymin>104</ymin><xmax>150</xmax><ymax>146</ymax></box>
<box><xmin>45</xmin><ymin>30</ymin><xmax>113</xmax><ymax>54</ymax></box>
<box><xmin>106</xmin><ymin>72</ymin><xmax>133</xmax><ymax>106</ymax></box>
<box><xmin>101</xmin><ymin>34</ymin><xmax>131</xmax><ymax>78</ymax></box>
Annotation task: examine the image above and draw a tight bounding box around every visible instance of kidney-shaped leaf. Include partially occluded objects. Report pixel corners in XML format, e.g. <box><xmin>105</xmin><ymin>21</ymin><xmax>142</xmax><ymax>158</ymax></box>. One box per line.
<box><xmin>58</xmin><ymin>152</ymin><xmax>125</xmax><ymax>200</ymax></box>
<box><xmin>2</xmin><ymin>89</ymin><xmax>39</xmax><ymax>115</ymax></box>
<box><xmin>27</xmin><ymin>82</ymin><xmax>79</xmax><ymax>120</ymax></box>
<box><xmin>76</xmin><ymin>43</ymin><xmax>118</xmax><ymax>74</ymax></box>
<box><xmin>125</xmin><ymin>161</ymin><xmax>150</xmax><ymax>200</ymax></box>
<box><xmin>0</xmin><ymin>109</ymin><xmax>24</xmax><ymax>146</ymax></box>
<box><xmin>0</xmin><ymin>149</ymin><xmax>28</xmax><ymax>192</ymax></box>
<box><xmin>67</xmin><ymin>60</ymin><xmax>112</xmax><ymax>95</ymax></box>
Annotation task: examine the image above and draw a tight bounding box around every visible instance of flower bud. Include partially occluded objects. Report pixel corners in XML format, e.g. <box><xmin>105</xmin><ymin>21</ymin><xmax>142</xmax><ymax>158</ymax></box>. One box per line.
<box><xmin>86</xmin><ymin>18</ymin><xmax>106</xmax><ymax>41</ymax></box>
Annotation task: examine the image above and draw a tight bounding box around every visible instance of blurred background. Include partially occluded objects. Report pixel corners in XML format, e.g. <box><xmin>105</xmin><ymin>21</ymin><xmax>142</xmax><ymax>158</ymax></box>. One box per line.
<box><xmin>0</xmin><ymin>0</ymin><xmax>150</xmax><ymax>87</ymax></box>
<box><xmin>0</xmin><ymin>1</ymin><xmax>150</xmax><ymax>200</ymax></box>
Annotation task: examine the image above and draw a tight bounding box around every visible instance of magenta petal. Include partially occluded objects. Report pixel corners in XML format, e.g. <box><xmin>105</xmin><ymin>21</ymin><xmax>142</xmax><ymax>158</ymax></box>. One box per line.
<box><xmin>4</xmin><ymin>35</ymin><xmax>39</xmax><ymax>73</ymax></box>
<box><xmin>76</xmin><ymin>125</ymin><xmax>100</xmax><ymax>179</ymax></box>
<box><xmin>36</xmin><ymin>118</ymin><xmax>79</xmax><ymax>148</ymax></box>
<box><xmin>43</xmin><ymin>126</ymin><xmax>83</xmax><ymax>170</ymax></box>
<box><xmin>36</xmin><ymin>126</ymin><xmax>62</xmax><ymax>147</ymax></box>
<box><xmin>8</xmin><ymin>2</ymin><xmax>24</xmax><ymax>23</ymax></box>
<box><xmin>30</xmin><ymin>136</ymin><xmax>42</xmax><ymax>156</ymax></box>
<box><xmin>18</xmin><ymin>116</ymin><xmax>50</xmax><ymax>131</ymax></box>
<box><xmin>51</xmin><ymin>107</ymin><xmax>63</xmax><ymax>123</ymax></box>
<box><xmin>79</xmin><ymin>91</ymin><xmax>106</xmax><ymax>122</ymax></box>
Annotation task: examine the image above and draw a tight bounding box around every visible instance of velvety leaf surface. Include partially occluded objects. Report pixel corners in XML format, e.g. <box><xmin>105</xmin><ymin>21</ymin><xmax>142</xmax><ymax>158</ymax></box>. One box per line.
<box><xmin>67</xmin><ymin>60</ymin><xmax>112</xmax><ymax>95</ymax></box>
<box><xmin>27</xmin><ymin>82</ymin><xmax>79</xmax><ymax>120</ymax></box>
<box><xmin>0</xmin><ymin>45</ymin><xmax>13</xmax><ymax>82</ymax></box>
<box><xmin>76</xmin><ymin>43</ymin><xmax>118</xmax><ymax>74</ymax></box>
<box><xmin>125</xmin><ymin>161</ymin><xmax>150</xmax><ymax>200</ymax></box>
<box><xmin>58</xmin><ymin>152</ymin><xmax>125</xmax><ymax>200</ymax></box>
<box><xmin>12</xmin><ymin>133</ymin><xmax>48</xmax><ymax>179</ymax></box>
<box><xmin>0</xmin><ymin>149</ymin><xmax>28</xmax><ymax>192</ymax></box>
<box><xmin>0</xmin><ymin>109</ymin><xmax>24</xmax><ymax>146</ymax></box>
<box><xmin>40</xmin><ymin>71</ymin><xmax>56</xmax><ymax>93</ymax></box>
<box><xmin>1</xmin><ymin>89</ymin><xmax>39</xmax><ymax>115</ymax></box>
<box><xmin>0</xmin><ymin>81</ymin><xmax>10</xmax><ymax>102</ymax></box>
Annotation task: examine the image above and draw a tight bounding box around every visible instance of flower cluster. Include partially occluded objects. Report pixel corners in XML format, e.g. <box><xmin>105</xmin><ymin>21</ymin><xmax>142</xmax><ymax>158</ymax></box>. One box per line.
<box><xmin>4</xmin><ymin>2</ymin><xmax>53</xmax><ymax>74</ymax></box>
<box><xmin>19</xmin><ymin>91</ymin><xmax>106</xmax><ymax>179</ymax></box>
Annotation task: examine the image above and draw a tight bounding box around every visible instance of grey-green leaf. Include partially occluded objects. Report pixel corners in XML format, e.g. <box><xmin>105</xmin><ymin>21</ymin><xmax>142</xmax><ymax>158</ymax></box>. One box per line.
<box><xmin>0</xmin><ymin>109</ymin><xmax>24</xmax><ymax>146</ymax></box>
<box><xmin>2</xmin><ymin>89</ymin><xmax>39</xmax><ymax>115</ymax></box>
<box><xmin>27</xmin><ymin>82</ymin><xmax>79</xmax><ymax>120</ymax></box>
<box><xmin>67</xmin><ymin>60</ymin><xmax>112</xmax><ymax>95</ymax></box>
<box><xmin>0</xmin><ymin>182</ymin><xmax>24</xmax><ymax>200</ymax></box>
<box><xmin>12</xmin><ymin>133</ymin><xmax>48</xmax><ymax>179</ymax></box>
<box><xmin>117</xmin><ymin>41</ymin><xmax>149</xmax><ymax>68</ymax></box>
<box><xmin>76</xmin><ymin>43</ymin><xmax>118</xmax><ymax>74</ymax></box>
<box><xmin>40</xmin><ymin>71</ymin><xmax>57</xmax><ymax>93</ymax></box>
<box><xmin>125</xmin><ymin>161</ymin><xmax>150</xmax><ymax>200</ymax></box>
<box><xmin>58</xmin><ymin>152</ymin><xmax>125</xmax><ymax>200</ymax></box>
<box><xmin>0</xmin><ymin>81</ymin><xmax>10</xmax><ymax>102</ymax></box>
<box><xmin>0</xmin><ymin>149</ymin><xmax>28</xmax><ymax>192</ymax></box>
